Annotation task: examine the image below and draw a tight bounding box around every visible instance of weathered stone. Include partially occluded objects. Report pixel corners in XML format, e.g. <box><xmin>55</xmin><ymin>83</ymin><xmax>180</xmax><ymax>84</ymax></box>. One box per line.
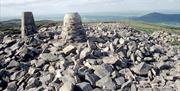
<box><xmin>63</xmin><ymin>45</ymin><xmax>76</xmax><ymax>55</ymax></box>
<box><xmin>86</xmin><ymin>59</ymin><xmax>97</xmax><ymax>65</ymax></box>
<box><xmin>21</xmin><ymin>12</ymin><xmax>37</xmax><ymax>38</ymax></box>
<box><xmin>39</xmin><ymin>53</ymin><xmax>59</xmax><ymax>61</ymax></box>
<box><xmin>26</xmin><ymin>77</ymin><xmax>41</xmax><ymax>90</ymax></box>
<box><xmin>85</xmin><ymin>72</ymin><xmax>99</xmax><ymax>86</ymax></box>
<box><xmin>39</xmin><ymin>74</ymin><xmax>54</xmax><ymax>85</ymax></box>
<box><xmin>59</xmin><ymin>81</ymin><xmax>74</xmax><ymax>91</ymax></box>
<box><xmin>96</xmin><ymin>76</ymin><xmax>116</xmax><ymax>90</ymax></box>
<box><xmin>143</xmin><ymin>57</ymin><xmax>154</xmax><ymax>62</ymax></box>
<box><xmin>4</xmin><ymin>81</ymin><xmax>17</xmax><ymax>91</ymax></box>
<box><xmin>131</xmin><ymin>62</ymin><xmax>151</xmax><ymax>75</ymax></box>
<box><xmin>94</xmin><ymin>64</ymin><xmax>113</xmax><ymax>78</ymax></box>
<box><xmin>7</xmin><ymin>60</ymin><xmax>19</xmax><ymax>68</ymax></box>
<box><xmin>48</xmin><ymin>66</ymin><xmax>56</xmax><ymax>73</ymax></box>
<box><xmin>102</xmin><ymin>55</ymin><xmax>119</xmax><ymax>64</ymax></box>
<box><xmin>115</xmin><ymin>77</ymin><xmax>125</xmax><ymax>86</ymax></box>
<box><xmin>76</xmin><ymin>82</ymin><xmax>93</xmax><ymax>91</ymax></box>
<box><xmin>175</xmin><ymin>80</ymin><xmax>180</xmax><ymax>91</ymax></box>
<box><xmin>79</xmin><ymin>47</ymin><xmax>91</xmax><ymax>59</ymax></box>
<box><xmin>28</xmin><ymin>67</ymin><xmax>37</xmax><ymax>75</ymax></box>
<box><xmin>120</xmin><ymin>80</ymin><xmax>132</xmax><ymax>91</ymax></box>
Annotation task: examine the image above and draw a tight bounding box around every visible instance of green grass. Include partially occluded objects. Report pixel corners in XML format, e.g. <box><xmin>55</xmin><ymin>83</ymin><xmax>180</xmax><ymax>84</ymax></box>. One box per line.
<box><xmin>118</xmin><ymin>20</ymin><xmax>180</xmax><ymax>35</ymax></box>
<box><xmin>0</xmin><ymin>19</ymin><xmax>180</xmax><ymax>37</ymax></box>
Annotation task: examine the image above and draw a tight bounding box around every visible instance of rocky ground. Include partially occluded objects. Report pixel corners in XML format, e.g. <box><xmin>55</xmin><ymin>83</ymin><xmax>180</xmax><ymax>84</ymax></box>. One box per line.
<box><xmin>0</xmin><ymin>23</ymin><xmax>180</xmax><ymax>91</ymax></box>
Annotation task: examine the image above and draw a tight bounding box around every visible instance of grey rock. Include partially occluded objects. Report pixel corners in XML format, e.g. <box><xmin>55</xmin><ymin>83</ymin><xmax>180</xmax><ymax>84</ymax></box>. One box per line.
<box><xmin>4</xmin><ymin>81</ymin><xmax>17</xmax><ymax>91</ymax></box>
<box><xmin>94</xmin><ymin>64</ymin><xmax>113</xmax><ymax>78</ymax></box>
<box><xmin>92</xmin><ymin>88</ymin><xmax>103</xmax><ymax>91</ymax></box>
<box><xmin>96</xmin><ymin>76</ymin><xmax>116</xmax><ymax>90</ymax></box>
<box><xmin>76</xmin><ymin>82</ymin><xmax>93</xmax><ymax>91</ymax></box>
<box><xmin>79</xmin><ymin>47</ymin><xmax>91</xmax><ymax>59</ymax></box>
<box><xmin>86</xmin><ymin>59</ymin><xmax>97</xmax><ymax>65</ymax></box>
<box><xmin>62</xmin><ymin>45</ymin><xmax>76</xmax><ymax>55</ymax></box>
<box><xmin>39</xmin><ymin>74</ymin><xmax>54</xmax><ymax>85</ymax></box>
<box><xmin>10</xmin><ymin>71</ymin><xmax>25</xmax><ymax>81</ymax></box>
<box><xmin>85</xmin><ymin>72</ymin><xmax>99</xmax><ymax>86</ymax></box>
<box><xmin>115</xmin><ymin>77</ymin><xmax>125</xmax><ymax>86</ymax></box>
<box><xmin>26</xmin><ymin>77</ymin><xmax>41</xmax><ymax>90</ymax></box>
<box><xmin>175</xmin><ymin>80</ymin><xmax>180</xmax><ymax>91</ymax></box>
<box><xmin>102</xmin><ymin>55</ymin><xmax>119</xmax><ymax>64</ymax></box>
<box><xmin>59</xmin><ymin>81</ymin><xmax>74</xmax><ymax>91</ymax></box>
<box><xmin>143</xmin><ymin>57</ymin><xmax>154</xmax><ymax>62</ymax></box>
<box><xmin>7</xmin><ymin>60</ymin><xmax>19</xmax><ymax>68</ymax></box>
<box><xmin>120</xmin><ymin>80</ymin><xmax>132</xmax><ymax>91</ymax></box>
<box><xmin>131</xmin><ymin>62</ymin><xmax>151</xmax><ymax>75</ymax></box>
<box><xmin>39</xmin><ymin>53</ymin><xmax>59</xmax><ymax>61</ymax></box>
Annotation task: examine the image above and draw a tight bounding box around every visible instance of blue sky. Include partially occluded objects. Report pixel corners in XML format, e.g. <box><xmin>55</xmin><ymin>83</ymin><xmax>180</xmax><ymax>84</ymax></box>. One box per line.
<box><xmin>0</xmin><ymin>0</ymin><xmax>180</xmax><ymax>17</ymax></box>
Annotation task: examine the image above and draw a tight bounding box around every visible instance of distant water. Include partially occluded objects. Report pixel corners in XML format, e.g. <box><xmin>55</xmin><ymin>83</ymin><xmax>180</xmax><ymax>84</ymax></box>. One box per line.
<box><xmin>0</xmin><ymin>12</ymin><xmax>139</xmax><ymax>21</ymax></box>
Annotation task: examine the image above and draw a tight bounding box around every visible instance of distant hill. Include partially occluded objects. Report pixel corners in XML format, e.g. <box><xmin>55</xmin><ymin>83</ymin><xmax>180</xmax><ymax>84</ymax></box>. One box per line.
<box><xmin>134</xmin><ymin>12</ymin><xmax>180</xmax><ymax>23</ymax></box>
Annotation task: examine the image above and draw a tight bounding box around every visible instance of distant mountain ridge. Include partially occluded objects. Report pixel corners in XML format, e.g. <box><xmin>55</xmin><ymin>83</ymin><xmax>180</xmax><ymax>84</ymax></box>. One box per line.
<box><xmin>134</xmin><ymin>12</ymin><xmax>180</xmax><ymax>23</ymax></box>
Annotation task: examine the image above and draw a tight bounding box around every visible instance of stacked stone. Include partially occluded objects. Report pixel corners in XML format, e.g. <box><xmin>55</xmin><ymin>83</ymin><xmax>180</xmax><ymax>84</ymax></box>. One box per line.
<box><xmin>21</xmin><ymin>12</ymin><xmax>37</xmax><ymax>38</ymax></box>
<box><xmin>61</xmin><ymin>12</ymin><xmax>86</xmax><ymax>42</ymax></box>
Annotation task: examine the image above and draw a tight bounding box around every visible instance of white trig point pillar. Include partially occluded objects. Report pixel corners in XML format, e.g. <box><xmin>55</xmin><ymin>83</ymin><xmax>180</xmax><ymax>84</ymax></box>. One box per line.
<box><xmin>61</xmin><ymin>12</ymin><xmax>86</xmax><ymax>42</ymax></box>
<box><xmin>21</xmin><ymin>12</ymin><xmax>37</xmax><ymax>38</ymax></box>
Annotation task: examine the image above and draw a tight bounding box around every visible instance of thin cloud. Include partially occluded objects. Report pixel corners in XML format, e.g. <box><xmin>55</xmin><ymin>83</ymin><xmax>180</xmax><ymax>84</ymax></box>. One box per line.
<box><xmin>0</xmin><ymin>0</ymin><xmax>180</xmax><ymax>17</ymax></box>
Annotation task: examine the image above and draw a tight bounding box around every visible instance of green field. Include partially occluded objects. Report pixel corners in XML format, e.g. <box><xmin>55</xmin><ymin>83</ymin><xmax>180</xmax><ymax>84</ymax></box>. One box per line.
<box><xmin>118</xmin><ymin>20</ymin><xmax>180</xmax><ymax>35</ymax></box>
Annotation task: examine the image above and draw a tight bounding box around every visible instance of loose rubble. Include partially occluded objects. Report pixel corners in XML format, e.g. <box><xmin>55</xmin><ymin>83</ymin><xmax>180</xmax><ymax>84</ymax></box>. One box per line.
<box><xmin>0</xmin><ymin>12</ymin><xmax>180</xmax><ymax>91</ymax></box>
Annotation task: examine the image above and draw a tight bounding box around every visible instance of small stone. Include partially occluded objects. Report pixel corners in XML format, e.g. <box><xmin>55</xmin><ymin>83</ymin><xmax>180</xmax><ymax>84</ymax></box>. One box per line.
<box><xmin>39</xmin><ymin>53</ymin><xmax>59</xmax><ymax>61</ymax></box>
<box><xmin>85</xmin><ymin>72</ymin><xmax>99</xmax><ymax>86</ymax></box>
<box><xmin>119</xmin><ymin>38</ymin><xmax>125</xmax><ymax>44</ymax></box>
<box><xmin>55</xmin><ymin>69</ymin><xmax>62</xmax><ymax>78</ymax></box>
<box><xmin>63</xmin><ymin>45</ymin><xmax>76</xmax><ymax>55</ymax></box>
<box><xmin>76</xmin><ymin>82</ymin><xmax>93</xmax><ymax>91</ymax></box>
<box><xmin>92</xmin><ymin>88</ymin><xmax>103</xmax><ymax>91</ymax></box>
<box><xmin>115</xmin><ymin>77</ymin><xmax>125</xmax><ymax>86</ymax></box>
<box><xmin>157</xmin><ymin>62</ymin><xmax>173</xmax><ymax>70</ymax></box>
<box><xmin>131</xmin><ymin>62</ymin><xmax>151</xmax><ymax>75</ymax></box>
<box><xmin>26</xmin><ymin>77</ymin><xmax>41</xmax><ymax>90</ymax></box>
<box><xmin>39</xmin><ymin>74</ymin><xmax>54</xmax><ymax>85</ymax></box>
<box><xmin>143</xmin><ymin>57</ymin><xmax>154</xmax><ymax>62</ymax></box>
<box><xmin>175</xmin><ymin>80</ymin><xmax>180</xmax><ymax>91</ymax></box>
<box><xmin>28</xmin><ymin>67</ymin><xmax>37</xmax><ymax>75</ymax></box>
<box><xmin>59</xmin><ymin>82</ymin><xmax>74</xmax><ymax>91</ymax></box>
<box><xmin>79</xmin><ymin>48</ymin><xmax>91</xmax><ymax>59</ymax></box>
<box><xmin>131</xmin><ymin>83</ymin><xmax>137</xmax><ymax>91</ymax></box>
<box><xmin>120</xmin><ymin>80</ymin><xmax>132</xmax><ymax>91</ymax></box>
<box><xmin>48</xmin><ymin>66</ymin><xmax>56</xmax><ymax>73</ymax></box>
<box><xmin>102</xmin><ymin>55</ymin><xmax>119</xmax><ymax>64</ymax></box>
<box><xmin>94</xmin><ymin>64</ymin><xmax>113</xmax><ymax>78</ymax></box>
<box><xmin>34</xmin><ymin>59</ymin><xmax>46</xmax><ymax>68</ymax></box>
<box><xmin>86</xmin><ymin>59</ymin><xmax>97</xmax><ymax>65</ymax></box>
<box><xmin>96</xmin><ymin>76</ymin><xmax>116</xmax><ymax>90</ymax></box>
<box><xmin>4</xmin><ymin>81</ymin><xmax>17</xmax><ymax>91</ymax></box>
<box><xmin>7</xmin><ymin>60</ymin><xmax>19</xmax><ymax>68</ymax></box>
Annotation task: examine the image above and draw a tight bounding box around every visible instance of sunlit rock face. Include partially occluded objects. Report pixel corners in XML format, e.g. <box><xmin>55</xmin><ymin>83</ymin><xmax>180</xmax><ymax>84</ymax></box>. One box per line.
<box><xmin>61</xmin><ymin>12</ymin><xmax>86</xmax><ymax>42</ymax></box>
<box><xmin>21</xmin><ymin>12</ymin><xmax>37</xmax><ymax>38</ymax></box>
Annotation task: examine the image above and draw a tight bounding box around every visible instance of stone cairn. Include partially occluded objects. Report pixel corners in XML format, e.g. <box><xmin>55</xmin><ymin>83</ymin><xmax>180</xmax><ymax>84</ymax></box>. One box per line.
<box><xmin>21</xmin><ymin>12</ymin><xmax>37</xmax><ymax>38</ymax></box>
<box><xmin>61</xmin><ymin>12</ymin><xmax>86</xmax><ymax>42</ymax></box>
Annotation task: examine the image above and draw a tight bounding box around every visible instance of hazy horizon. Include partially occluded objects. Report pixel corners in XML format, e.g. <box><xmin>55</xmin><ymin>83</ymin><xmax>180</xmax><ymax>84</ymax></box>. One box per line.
<box><xmin>0</xmin><ymin>0</ymin><xmax>180</xmax><ymax>21</ymax></box>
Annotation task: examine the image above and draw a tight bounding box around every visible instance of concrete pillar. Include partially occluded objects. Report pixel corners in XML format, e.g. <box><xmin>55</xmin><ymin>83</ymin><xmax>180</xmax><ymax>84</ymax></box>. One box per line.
<box><xmin>61</xmin><ymin>12</ymin><xmax>86</xmax><ymax>42</ymax></box>
<box><xmin>21</xmin><ymin>12</ymin><xmax>37</xmax><ymax>38</ymax></box>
